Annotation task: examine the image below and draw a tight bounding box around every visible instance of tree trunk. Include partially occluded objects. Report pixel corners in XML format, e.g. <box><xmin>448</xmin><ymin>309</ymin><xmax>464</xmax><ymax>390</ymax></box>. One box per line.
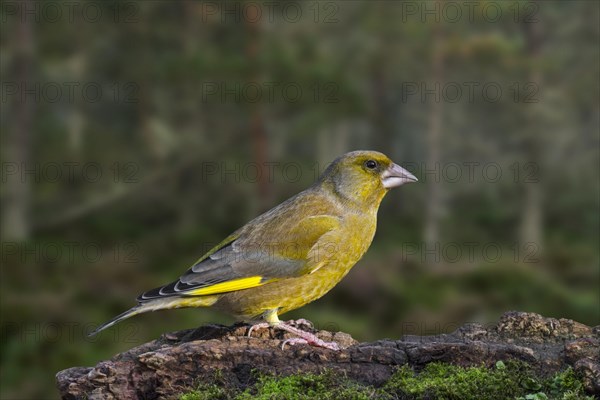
<box><xmin>1</xmin><ymin>0</ymin><xmax>34</xmax><ymax>241</ymax></box>
<box><xmin>519</xmin><ymin>0</ymin><xmax>544</xmax><ymax>251</ymax></box>
<box><xmin>56</xmin><ymin>312</ymin><xmax>599</xmax><ymax>399</ymax></box>
<box><xmin>246</xmin><ymin>11</ymin><xmax>271</xmax><ymax>213</ymax></box>
<box><xmin>424</xmin><ymin>17</ymin><xmax>444</xmax><ymax>250</ymax></box>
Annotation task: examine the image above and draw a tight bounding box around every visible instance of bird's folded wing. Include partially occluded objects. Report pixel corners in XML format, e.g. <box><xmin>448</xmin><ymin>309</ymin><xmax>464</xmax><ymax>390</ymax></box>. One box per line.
<box><xmin>137</xmin><ymin>215</ymin><xmax>340</xmax><ymax>302</ymax></box>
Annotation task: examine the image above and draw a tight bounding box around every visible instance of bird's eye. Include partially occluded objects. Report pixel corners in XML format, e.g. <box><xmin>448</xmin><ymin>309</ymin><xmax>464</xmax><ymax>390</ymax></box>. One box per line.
<box><xmin>365</xmin><ymin>160</ymin><xmax>378</xmax><ymax>170</ymax></box>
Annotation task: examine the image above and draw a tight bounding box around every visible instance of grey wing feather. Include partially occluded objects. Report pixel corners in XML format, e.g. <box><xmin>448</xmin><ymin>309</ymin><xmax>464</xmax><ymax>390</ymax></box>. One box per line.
<box><xmin>137</xmin><ymin>240</ymin><xmax>305</xmax><ymax>302</ymax></box>
<box><xmin>137</xmin><ymin>198</ymin><xmax>341</xmax><ymax>303</ymax></box>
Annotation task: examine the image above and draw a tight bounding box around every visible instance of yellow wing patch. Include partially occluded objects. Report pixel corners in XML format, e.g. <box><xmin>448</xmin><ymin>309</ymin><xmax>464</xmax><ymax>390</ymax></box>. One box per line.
<box><xmin>182</xmin><ymin>276</ymin><xmax>272</xmax><ymax>296</ymax></box>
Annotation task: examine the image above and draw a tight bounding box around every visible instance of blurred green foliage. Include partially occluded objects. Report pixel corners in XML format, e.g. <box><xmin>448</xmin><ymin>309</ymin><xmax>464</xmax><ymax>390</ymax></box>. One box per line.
<box><xmin>1</xmin><ymin>1</ymin><xmax>598</xmax><ymax>398</ymax></box>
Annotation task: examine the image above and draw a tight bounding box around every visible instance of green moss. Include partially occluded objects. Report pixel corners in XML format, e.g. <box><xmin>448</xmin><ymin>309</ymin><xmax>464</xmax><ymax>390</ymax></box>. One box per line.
<box><xmin>382</xmin><ymin>362</ymin><xmax>522</xmax><ymax>399</ymax></box>
<box><xmin>382</xmin><ymin>362</ymin><xmax>593</xmax><ymax>400</ymax></box>
<box><xmin>179</xmin><ymin>383</ymin><xmax>229</xmax><ymax>400</ymax></box>
<box><xmin>178</xmin><ymin>362</ymin><xmax>593</xmax><ymax>400</ymax></box>
<box><xmin>237</xmin><ymin>370</ymin><xmax>374</xmax><ymax>400</ymax></box>
<box><xmin>179</xmin><ymin>370</ymin><xmax>234</xmax><ymax>400</ymax></box>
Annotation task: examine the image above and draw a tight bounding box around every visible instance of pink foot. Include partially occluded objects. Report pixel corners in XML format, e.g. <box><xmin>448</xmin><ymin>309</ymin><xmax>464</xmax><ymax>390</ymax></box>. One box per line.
<box><xmin>247</xmin><ymin>319</ymin><xmax>340</xmax><ymax>351</ymax></box>
<box><xmin>277</xmin><ymin>323</ymin><xmax>340</xmax><ymax>351</ymax></box>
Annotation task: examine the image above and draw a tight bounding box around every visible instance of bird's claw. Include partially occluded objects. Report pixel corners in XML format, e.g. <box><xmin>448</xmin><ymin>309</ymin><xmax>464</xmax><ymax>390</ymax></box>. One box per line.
<box><xmin>247</xmin><ymin>322</ymin><xmax>270</xmax><ymax>337</ymax></box>
<box><xmin>281</xmin><ymin>337</ymin><xmax>308</xmax><ymax>350</ymax></box>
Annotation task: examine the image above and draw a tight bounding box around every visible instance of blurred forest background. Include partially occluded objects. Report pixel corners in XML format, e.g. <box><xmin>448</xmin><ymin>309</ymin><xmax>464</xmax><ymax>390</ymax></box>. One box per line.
<box><xmin>1</xmin><ymin>0</ymin><xmax>598</xmax><ymax>398</ymax></box>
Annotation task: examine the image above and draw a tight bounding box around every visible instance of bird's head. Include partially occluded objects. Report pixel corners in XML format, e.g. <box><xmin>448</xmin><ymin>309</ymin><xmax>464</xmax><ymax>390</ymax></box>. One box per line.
<box><xmin>319</xmin><ymin>150</ymin><xmax>418</xmax><ymax>209</ymax></box>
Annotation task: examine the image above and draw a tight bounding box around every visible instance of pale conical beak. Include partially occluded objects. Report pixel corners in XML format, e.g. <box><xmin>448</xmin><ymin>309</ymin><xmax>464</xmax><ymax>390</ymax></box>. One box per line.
<box><xmin>382</xmin><ymin>163</ymin><xmax>418</xmax><ymax>188</ymax></box>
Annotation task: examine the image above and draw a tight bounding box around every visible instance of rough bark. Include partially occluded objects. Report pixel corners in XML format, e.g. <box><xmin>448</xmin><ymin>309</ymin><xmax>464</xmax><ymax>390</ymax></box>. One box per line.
<box><xmin>56</xmin><ymin>311</ymin><xmax>599</xmax><ymax>399</ymax></box>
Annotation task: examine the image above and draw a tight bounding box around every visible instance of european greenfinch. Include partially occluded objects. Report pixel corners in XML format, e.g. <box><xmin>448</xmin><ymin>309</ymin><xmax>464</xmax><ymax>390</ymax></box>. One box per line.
<box><xmin>90</xmin><ymin>151</ymin><xmax>417</xmax><ymax>349</ymax></box>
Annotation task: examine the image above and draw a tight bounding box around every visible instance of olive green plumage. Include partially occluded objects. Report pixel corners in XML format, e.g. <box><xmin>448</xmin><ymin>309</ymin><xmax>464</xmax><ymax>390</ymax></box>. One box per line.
<box><xmin>90</xmin><ymin>151</ymin><xmax>417</xmax><ymax>335</ymax></box>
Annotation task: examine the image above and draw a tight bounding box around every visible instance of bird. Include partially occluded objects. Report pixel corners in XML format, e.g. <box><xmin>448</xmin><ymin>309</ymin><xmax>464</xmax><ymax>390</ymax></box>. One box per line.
<box><xmin>89</xmin><ymin>150</ymin><xmax>418</xmax><ymax>349</ymax></box>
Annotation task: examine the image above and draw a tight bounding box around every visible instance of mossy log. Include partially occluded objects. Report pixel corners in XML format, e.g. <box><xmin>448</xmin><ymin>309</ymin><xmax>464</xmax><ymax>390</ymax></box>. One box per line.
<box><xmin>56</xmin><ymin>311</ymin><xmax>599</xmax><ymax>399</ymax></box>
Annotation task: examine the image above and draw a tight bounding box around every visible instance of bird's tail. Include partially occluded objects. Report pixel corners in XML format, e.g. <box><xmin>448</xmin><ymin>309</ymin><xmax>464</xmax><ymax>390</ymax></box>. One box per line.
<box><xmin>88</xmin><ymin>295</ymin><xmax>219</xmax><ymax>337</ymax></box>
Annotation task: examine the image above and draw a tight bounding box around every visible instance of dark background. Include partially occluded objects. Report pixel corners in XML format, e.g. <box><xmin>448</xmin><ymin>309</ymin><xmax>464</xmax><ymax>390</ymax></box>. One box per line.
<box><xmin>1</xmin><ymin>1</ymin><xmax>598</xmax><ymax>398</ymax></box>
